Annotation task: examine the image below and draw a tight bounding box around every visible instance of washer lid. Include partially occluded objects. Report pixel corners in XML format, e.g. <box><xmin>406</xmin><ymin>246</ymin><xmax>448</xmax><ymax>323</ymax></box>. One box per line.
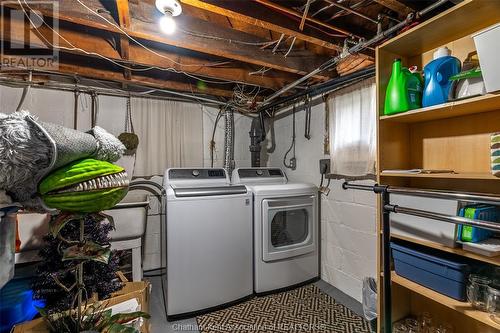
<box><xmin>251</xmin><ymin>182</ymin><xmax>317</xmax><ymax>196</ymax></box>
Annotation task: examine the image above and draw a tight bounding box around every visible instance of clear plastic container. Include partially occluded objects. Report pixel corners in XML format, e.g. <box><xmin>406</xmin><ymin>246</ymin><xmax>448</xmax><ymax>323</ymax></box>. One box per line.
<box><xmin>487</xmin><ymin>284</ymin><xmax>500</xmax><ymax>324</ymax></box>
<box><xmin>419</xmin><ymin>312</ymin><xmax>434</xmax><ymax>333</ymax></box>
<box><xmin>467</xmin><ymin>274</ymin><xmax>491</xmax><ymax>311</ymax></box>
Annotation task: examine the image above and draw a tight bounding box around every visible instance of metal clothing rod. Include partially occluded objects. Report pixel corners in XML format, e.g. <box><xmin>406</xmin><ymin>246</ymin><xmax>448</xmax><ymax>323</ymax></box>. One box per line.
<box><xmin>387</xmin><ymin>186</ymin><xmax>500</xmax><ymax>206</ymax></box>
<box><xmin>385</xmin><ymin>205</ymin><xmax>500</xmax><ymax>232</ymax></box>
<box><xmin>343</xmin><ymin>182</ymin><xmax>500</xmax><ymax>206</ymax></box>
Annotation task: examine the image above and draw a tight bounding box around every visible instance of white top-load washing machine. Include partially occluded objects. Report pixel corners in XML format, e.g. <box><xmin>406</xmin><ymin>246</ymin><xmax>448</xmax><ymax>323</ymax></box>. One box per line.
<box><xmin>232</xmin><ymin>168</ymin><xmax>319</xmax><ymax>294</ymax></box>
<box><xmin>164</xmin><ymin>168</ymin><xmax>253</xmax><ymax>320</ymax></box>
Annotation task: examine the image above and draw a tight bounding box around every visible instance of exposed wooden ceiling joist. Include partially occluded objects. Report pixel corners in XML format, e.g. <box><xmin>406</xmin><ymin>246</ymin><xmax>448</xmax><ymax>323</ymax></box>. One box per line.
<box><xmin>115</xmin><ymin>0</ymin><xmax>131</xmax><ymax>80</ymax></box>
<box><xmin>179</xmin><ymin>0</ymin><xmax>346</xmax><ymax>51</ymax></box>
<box><xmin>253</xmin><ymin>0</ymin><xmax>358</xmax><ymax>39</ymax></box>
<box><xmin>4</xmin><ymin>56</ymin><xmax>236</xmax><ymax>98</ymax></box>
<box><xmin>0</xmin><ymin>13</ymin><xmax>295</xmax><ymax>91</ymax></box>
<box><xmin>5</xmin><ymin>0</ymin><xmax>332</xmax><ymax>80</ymax></box>
<box><xmin>372</xmin><ymin>0</ymin><xmax>413</xmax><ymax>17</ymax></box>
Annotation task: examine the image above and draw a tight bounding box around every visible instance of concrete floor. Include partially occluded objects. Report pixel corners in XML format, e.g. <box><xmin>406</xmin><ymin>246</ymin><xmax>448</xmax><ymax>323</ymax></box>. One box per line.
<box><xmin>145</xmin><ymin>276</ymin><xmax>364</xmax><ymax>333</ymax></box>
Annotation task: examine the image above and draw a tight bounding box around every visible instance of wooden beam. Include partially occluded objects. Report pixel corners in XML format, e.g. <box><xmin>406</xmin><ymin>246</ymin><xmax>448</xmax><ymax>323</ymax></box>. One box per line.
<box><xmin>3</xmin><ymin>55</ymin><xmax>236</xmax><ymax>98</ymax></box>
<box><xmin>4</xmin><ymin>0</ymin><xmax>331</xmax><ymax>80</ymax></box>
<box><xmin>180</xmin><ymin>0</ymin><xmax>346</xmax><ymax>49</ymax></box>
<box><xmin>252</xmin><ymin>0</ymin><xmax>356</xmax><ymax>39</ymax></box>
<box><xmin>372</xmin><ymin>0</ymin><xmax>413</xmax><ymax>17</ymax></box>
<box><xmin>115</xmin><ymin>0</ymin><xmax>131</xmax><ymax>79</ymax></box>
<box><xmin>0</xmin><ymin>13</ymin><xmax>297</xmax><ymax>90</ymax></box>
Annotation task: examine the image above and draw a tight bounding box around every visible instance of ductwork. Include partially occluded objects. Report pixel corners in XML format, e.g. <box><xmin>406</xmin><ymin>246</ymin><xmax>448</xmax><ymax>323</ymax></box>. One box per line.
<box><xmin>223</xmin><ymin>108</ymin><xmax>235</xmax><ymax>176</ymax></box>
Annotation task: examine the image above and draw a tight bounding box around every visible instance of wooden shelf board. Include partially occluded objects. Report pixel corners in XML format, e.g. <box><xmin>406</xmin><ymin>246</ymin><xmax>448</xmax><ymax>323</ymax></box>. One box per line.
<box><xmin>379</xmin><ymin>94</ymin><xmax>500</xmax><ymax>123</ymax></box>
<box><xmin>391</xmin><ymin>233</ymin><xmax>500</xmax><ymax>266</ymax></box>
<box><xmin>380</xmin><ymin>172</ymin><xmax>500</xmax><ymax>181</ymax></box>
<box><xmin>392</xmin><ymin>271</ymin><xmax>500</xmax><ymax>330</ymax></box>
<box><xmin>378</xmin><ymin>0</ymin><xmax>500</xmax><ymax>56</ymax></box>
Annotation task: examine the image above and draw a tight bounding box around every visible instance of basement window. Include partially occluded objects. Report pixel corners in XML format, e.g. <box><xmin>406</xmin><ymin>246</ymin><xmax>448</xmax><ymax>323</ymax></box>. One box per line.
<box><xmin>328</xmin><ymin>78</ymin><xmax>376</xmax><ymax>178</ymax></box>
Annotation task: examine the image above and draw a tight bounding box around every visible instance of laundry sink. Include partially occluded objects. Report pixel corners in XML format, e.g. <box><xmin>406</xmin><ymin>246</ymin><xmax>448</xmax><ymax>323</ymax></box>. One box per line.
<box><xmin>105</xmin><ymin>192</ymin><xmax>149</xmax><ymax>241</ymax></box>
<box><xmin>16</xmin><ymin>192</ymin><xmax>149</xmax><ymax>262</ymax></box>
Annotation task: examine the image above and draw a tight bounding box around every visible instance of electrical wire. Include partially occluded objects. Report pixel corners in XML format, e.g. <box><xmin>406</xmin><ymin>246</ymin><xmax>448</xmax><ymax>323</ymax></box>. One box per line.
<box><xmin>73</xmin><ymin>0</ymin><xmax>233</xmax><ymax>69</ymax></box>
<box><xmin>18</xmin><ymin>0</ymin><xmax>256</xmax><ymax>87</ymax></box>
<box><xmin>16</xmin><ymin>0</ymin><xmax>268</xmax><ymax>112</ymax></box>
<box><xmin>178</xmin><ymin>27</ymin><xmax>282</xmax><ymax>46</ymax></box>
<box><xmin>284</xmin><ymin>37</ymin><xmax>296</xmax><ymax>58</ymax></box>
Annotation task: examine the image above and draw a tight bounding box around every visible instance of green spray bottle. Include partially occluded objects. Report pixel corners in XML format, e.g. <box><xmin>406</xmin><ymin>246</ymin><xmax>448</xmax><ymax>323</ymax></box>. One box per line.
<box><xmin>384</xmin><ymin>59</ymin><xmax>423</xmax><ymax>115</ymax></box>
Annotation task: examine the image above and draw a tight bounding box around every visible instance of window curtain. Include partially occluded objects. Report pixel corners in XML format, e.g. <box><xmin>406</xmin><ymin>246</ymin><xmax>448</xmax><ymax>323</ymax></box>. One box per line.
<box><xmin>329</xmin><ymin>78</ymin><xmax>376</xmax><ymax>177</ymax></box>
<box><xmin>131</xmin><ymin>98</ymin><xmax>203</xmax><ymax>177</ymax></box>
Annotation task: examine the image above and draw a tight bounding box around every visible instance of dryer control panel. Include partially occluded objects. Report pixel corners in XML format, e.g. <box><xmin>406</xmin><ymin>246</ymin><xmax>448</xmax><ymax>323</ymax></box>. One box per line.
<box><xmin>232</xmin><ymin>168</ymin><xmax>287</xmax><ymax>184</ymax></box>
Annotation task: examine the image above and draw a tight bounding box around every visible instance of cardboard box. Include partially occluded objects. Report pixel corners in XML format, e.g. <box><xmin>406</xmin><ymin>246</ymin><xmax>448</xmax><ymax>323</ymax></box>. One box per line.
<box><xmin>12</xmin><ymin>280</ymin><xmax>151</xmax><ymax>333</ymax></box>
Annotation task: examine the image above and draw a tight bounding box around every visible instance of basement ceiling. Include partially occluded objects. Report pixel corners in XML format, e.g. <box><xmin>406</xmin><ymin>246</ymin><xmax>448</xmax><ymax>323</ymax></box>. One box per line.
<box><xmin>0</xmin><ymin>0</ymin><xmax>453</xmax><ymax>110</ymax></box>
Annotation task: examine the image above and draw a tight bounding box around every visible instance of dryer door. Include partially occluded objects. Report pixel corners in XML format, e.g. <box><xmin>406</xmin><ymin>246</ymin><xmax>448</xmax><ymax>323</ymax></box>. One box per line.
<box><xmin>262</xmin><ymin>195</ymin><xmax>316</xmax><ymax>262</ymax></box>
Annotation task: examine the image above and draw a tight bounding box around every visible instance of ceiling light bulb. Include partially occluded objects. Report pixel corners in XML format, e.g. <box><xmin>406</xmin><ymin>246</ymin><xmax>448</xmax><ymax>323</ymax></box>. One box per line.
<box><xmin>159</xmin><ymin>14</ymin><xmax>176</xmax><ymax>34</ymax></box>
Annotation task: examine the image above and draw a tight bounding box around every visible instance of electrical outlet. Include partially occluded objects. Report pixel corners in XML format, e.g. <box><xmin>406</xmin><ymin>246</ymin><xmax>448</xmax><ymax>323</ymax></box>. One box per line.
<box><xmin>319</xmin><ymin>159</ymin><xmax>330</xmax><ymax>175</ymax></box>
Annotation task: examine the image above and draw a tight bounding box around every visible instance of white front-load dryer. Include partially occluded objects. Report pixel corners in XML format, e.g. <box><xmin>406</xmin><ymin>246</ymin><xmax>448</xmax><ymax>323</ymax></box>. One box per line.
<box><xmin>232</xmin><ymin>168</ymin><xmax>319</xmax><ymax>294</ymax></box>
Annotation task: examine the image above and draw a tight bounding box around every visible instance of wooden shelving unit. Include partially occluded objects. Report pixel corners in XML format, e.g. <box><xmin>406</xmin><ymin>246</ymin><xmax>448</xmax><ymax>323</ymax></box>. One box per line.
<box><xmin>379</xmin><ymin>93</ymin><xmax>500</xmax><ymax>123</ymax></box>
<box><xmin>380</xmin><ymin>172</ymin><xmax>500</xmax><ymax>181</ymax></box>
<box><xmin>375</xmin><ymin>1</ymin><xmax>500</xmax><ymax>332</ymax></box>
<box><xmin>391</xmin><ymin>234</ymin><xmax>500</xmax><ymax>266</ymax></box>
<box><xmin>392</xmin><ymin>272</ymin><xmax>500</xmax><ymax>331</ymax></box>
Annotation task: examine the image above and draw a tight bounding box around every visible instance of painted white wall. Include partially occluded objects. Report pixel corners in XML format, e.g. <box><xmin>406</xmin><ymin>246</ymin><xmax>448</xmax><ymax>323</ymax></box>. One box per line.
<box><xmin>0</xmin><ymin>86</ymin><xmax>253</xmax><ymax>271</ymax></box>
<box><xmin>266</xmin><ymin>100</ymin><xmax>377</xmax><ymax>302</ymax></box>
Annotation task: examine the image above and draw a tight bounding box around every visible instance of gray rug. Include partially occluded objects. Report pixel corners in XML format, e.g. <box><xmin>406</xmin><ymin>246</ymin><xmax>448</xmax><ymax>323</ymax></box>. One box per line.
<box><xmin>196</xmin><ymin>284</ymin><xmax>370</xmax><ymax>332</ymax></box>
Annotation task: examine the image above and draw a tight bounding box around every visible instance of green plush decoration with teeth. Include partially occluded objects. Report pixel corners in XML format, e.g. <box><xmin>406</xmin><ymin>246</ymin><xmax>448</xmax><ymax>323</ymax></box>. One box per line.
<box><xmin>39</xmin><ymin>159</ymin><xmax>129</xmax><ymax>213</ymax></box>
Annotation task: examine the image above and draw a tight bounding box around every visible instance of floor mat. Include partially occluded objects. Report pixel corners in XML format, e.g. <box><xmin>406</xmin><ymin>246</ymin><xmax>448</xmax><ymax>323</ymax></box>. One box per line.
<box><xmin>196</xmin><ymin>284</ymin><xmax>370</xmax><ymax>333</ymax></box>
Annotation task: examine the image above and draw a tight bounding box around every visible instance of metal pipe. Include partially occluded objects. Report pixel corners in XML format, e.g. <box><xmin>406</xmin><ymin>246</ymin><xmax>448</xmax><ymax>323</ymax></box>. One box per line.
<box><xmin>261</xmin><ymin>0</ymin><xmax>449</xmax><ymax>106</ymax></box>
<box><xmin>323</xmin><ymin>0</ymin><xmax>378</xmax><ymax>24</ymax></box>
<box><xmin>386</xmin><ymin>204</ymin><xmax>500</xmax><ymax>233</ymax></box>
<box><xmin>418</xmin><ymin>0</ymin><xmax>449</xmax><ymax>17</ymax></box>
<box><xmin>387</xmin><ymin>186</ymin><xmax>500</xmax><ymax>206</ymax></box>
<box><xmin>343</xmin><ymin>182</ymin><xmax>500</xmax><ymax>206</ymax></box>
<box><xmin>382</xmin><ymin>191</ymin><xmax>392</xmax><ymax>333</ymax></box>
<box><xmin>260</xmin><ymin>66</ymin><xmax>374</xmax><ymax>114</ymax></box>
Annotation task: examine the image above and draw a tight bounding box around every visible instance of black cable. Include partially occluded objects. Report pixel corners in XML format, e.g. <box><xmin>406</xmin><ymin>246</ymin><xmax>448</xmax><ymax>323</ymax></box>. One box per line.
<box><xmin>143</xmin><ymin>273</ymin><xmax>164</xmax><ymax>278</ymax></box>
<box><xmin>304</xmin><ymin>95</ymin><xmax>311</xmax><ymax>140</ymax></box>
<box><xmin>319</xmin><ymin>173</ymin><xmax>324</xmax><ymax>188</ymax></box>
<box><xmin>143</xmin><ymin>267</ymin><xmax>166</xmax><ymax>273</ymax></box>
<box><xmin>283</xmin><ymin>104</ymin><xmax>296</xmax><ymax>170</ymax></box>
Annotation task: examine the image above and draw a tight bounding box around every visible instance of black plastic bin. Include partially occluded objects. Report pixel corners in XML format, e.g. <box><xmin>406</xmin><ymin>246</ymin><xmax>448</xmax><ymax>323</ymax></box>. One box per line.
<box><xmin>391</xmin><ymin>242</ymin><xmax>472</xmax><ymax>301</ymax></box>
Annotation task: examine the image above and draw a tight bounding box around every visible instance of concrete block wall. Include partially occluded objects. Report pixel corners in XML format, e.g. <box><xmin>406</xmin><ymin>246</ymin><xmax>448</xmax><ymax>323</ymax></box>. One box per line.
<box><xmin>266</xmin><ymin>100</ymin><xmax>377</xmax><ymax>302</ymax></box>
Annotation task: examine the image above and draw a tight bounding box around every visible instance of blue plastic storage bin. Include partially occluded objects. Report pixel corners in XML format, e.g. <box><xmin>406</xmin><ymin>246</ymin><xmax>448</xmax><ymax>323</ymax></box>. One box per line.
<box><xmin>391</xmin><ymin>242</ymin><xmax>471</xmax><ymax>301</ymax></box>
<box><xmin>0</xmin><ymin>278</ymin><xmax>45</xmax><ymax>333</ymax></box>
